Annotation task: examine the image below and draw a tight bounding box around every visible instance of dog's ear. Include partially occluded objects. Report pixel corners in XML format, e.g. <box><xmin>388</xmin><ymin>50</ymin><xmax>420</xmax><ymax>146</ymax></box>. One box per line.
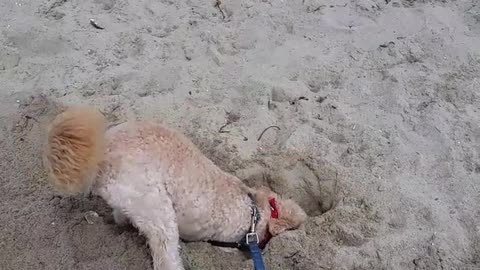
<box><xmin>268</xmin><ymin>198</ymin><xmax>307</xmax><ymax>236</ymax></box>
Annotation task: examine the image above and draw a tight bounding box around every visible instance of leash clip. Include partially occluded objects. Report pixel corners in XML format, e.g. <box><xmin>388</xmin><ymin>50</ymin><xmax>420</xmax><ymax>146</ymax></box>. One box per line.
<box><xmin>250</xmin><ymin>207</ymin><xmax>258</xmax><ymax>232</ymax></box>
<box><xmin>246</xmin><ymin>206</ymin><xmax>259</xmax><ymax>244</ymax></box>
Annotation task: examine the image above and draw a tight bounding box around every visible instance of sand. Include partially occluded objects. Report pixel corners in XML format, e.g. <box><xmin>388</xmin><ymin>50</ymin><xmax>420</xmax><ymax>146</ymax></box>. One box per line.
<box><xmin>1</xmin><ymin>0</ymin><xmax>479</xmax><ymax>269</ymax></box>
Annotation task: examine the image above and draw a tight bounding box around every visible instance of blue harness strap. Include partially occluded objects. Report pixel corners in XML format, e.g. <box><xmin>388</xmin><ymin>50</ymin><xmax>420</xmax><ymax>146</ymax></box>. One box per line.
<box><xmin>248</xmin><ymin>241</ymin><xmax>266</xmax><ymax>270</ymax></box>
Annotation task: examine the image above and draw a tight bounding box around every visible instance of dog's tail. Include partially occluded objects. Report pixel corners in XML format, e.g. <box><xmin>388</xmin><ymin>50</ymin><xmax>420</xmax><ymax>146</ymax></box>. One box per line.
<box><xmin>43</xmin><ymin>107</ymin><xmax>106</xmax><ymax>195</ymax></box>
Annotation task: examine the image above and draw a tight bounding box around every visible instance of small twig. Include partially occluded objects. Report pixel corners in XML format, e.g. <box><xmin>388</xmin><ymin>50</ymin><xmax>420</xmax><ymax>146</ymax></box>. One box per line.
<box><xmin>214</xmin><ymin>0</ymin><xmax>226</xmax><ymax>20</ymax></box>
<box><xmin>90</xmin><ymin>19</ymin><xmax>104</xmax><ymax>30</ymax></box>
<box><xmin>285</xmin><ymin>251</ymin><xmax>299</xmax><ymax>259</ymax></box>
<box><xmin>257</xmin><ymin>126</ymin><xmax>280</xmax><ymax>141</ymax></box>
<box><xmin>219</xmin><ymin>111</ymin><xmax>240</xmax><ymax>133</ymax></box>
<box><xmin>308</xmin><ymin>5</ymin><xmax>325</xmax><ymax>13</ymax></box>
<box><xmin>24</xmin><ymin>115</ymin><xmax>39</xmax><ymax>123</ymax></box>
<box><xmin>110</xmin><ymin>104</ymin><xmax>121</xmax><ymax>113</ymax></box>
<box><xmin>218</xmin><ymin>123</ymin><xmax>231</xmax><ymax>133</ymax></box>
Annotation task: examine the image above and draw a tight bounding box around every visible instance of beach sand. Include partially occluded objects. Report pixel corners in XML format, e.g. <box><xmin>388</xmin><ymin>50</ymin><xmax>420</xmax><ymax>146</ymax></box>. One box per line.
<box><xmin>0</xmin><ymin>0</ymin><xmax>479</xmax><ymax>269</ymax></box>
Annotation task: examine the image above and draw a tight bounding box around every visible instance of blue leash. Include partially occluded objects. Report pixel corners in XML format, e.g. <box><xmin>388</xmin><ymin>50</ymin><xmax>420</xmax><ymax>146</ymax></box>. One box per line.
<box><xmin>245</xmin><ymin>204</ymin><xmax>267</xmax><ymax>270</ymax></box>
<box><xmin>248</xmin><ymin>240</ymin><xmax>266</xmax><ymax>270</ymax></box>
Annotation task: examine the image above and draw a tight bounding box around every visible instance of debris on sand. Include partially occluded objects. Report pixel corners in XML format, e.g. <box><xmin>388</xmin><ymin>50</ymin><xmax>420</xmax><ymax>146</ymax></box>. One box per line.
<box><xmin>84</xmin><ymin>211</ymin><xmax>100</xmax><ymax>225</ymax></box>
<box><xmin>89</xmin><ymin>19</ymin><xmax>104</xmax><ymax>30</ymax></box>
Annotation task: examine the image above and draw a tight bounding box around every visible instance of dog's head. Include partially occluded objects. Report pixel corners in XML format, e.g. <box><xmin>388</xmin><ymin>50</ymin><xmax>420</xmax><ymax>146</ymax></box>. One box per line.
<box><xmin>255</xmin><ymin>186</ymin><xmax>307</xmax><ymax>236</ymax></box>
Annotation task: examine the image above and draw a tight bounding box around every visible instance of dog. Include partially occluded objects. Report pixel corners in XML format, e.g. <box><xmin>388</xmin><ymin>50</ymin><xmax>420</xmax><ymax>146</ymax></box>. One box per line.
<box><xmin>43</xmin><ymin>107</ymin><xmax>307</xmax><ymax>270</ymax></box>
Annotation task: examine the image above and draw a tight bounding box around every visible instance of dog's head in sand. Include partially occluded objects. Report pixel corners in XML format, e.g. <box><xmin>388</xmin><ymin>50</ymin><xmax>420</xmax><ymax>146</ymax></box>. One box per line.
<box><xmin>253</xmin><ymin>186</ymin><xmax>307</xmax><ymax>242</ymax></box>
<box><xmin>44</xmin><ymin>106</ymin><xmax>307</xmax><ymax>269</ymax></box>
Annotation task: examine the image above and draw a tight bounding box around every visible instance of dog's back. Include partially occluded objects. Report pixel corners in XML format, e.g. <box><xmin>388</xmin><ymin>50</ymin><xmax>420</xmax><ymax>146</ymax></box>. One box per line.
<box><xmin>101</xmin><ymin>121</ymin><xmax>252</xmax><ymax>241</ymax></box>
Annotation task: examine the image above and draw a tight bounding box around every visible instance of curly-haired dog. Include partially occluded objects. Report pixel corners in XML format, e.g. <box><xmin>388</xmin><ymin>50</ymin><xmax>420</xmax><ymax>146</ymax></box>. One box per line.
<box><xmin>43</xmin><ymin>107</ymin><xmax>307</xmax><ymax>270</ymax></box>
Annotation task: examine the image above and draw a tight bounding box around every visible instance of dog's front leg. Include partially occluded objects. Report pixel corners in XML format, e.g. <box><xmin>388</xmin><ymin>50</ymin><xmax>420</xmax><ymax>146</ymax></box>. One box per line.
<box><xmin>130</xmin><ymin>193</ymin><xmax>184</xmax><ymax>270</ymax></box>
<box><xmin>147</xmin><ymin>229</ymin><xmax>184</xmax><ymax>270</ymax></box>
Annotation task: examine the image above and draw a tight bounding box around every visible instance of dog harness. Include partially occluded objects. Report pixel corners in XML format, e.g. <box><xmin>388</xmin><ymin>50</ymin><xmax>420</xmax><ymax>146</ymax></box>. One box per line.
<box><xmin>208</xmin><ymin>194</ymin><xmax>279</xmax><ymax>270</ymax></box>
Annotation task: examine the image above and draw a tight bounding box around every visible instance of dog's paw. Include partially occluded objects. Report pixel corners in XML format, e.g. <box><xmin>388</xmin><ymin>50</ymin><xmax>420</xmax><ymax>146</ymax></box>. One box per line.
<box><xmin>113</xmin><ymin>208</ymin><xmax>130</xmax><ymax>226</ymax></box>
<box><xmin>216</xmin><ymin>246</ymin><xmax>241</xmax><ymax>254</ymax></box>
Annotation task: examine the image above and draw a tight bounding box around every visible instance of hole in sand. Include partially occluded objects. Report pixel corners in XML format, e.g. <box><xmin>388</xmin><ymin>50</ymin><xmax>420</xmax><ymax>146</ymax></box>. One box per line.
<box><xmin>242</xmin><ymin>158</ymin><xmax>340</xmax><ymax>217</ymax></box>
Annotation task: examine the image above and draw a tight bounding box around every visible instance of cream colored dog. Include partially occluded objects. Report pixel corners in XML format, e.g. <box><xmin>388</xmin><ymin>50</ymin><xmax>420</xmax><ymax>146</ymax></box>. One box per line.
<box><xmin>43</xmin><ymin>107</ymin><xmax>307</xmax><ymax>270</ymax></box>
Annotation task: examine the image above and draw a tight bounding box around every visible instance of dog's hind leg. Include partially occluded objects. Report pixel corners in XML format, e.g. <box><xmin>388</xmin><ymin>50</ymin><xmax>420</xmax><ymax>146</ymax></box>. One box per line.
<box><xmin>102</xmin><ymin>184</ymin><xmax>184</xmax><ymax>270</ymax></box>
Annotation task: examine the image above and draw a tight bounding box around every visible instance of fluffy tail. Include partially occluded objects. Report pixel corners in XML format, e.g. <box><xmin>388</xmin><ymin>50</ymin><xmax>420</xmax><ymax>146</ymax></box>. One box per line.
<box><xmin>43</xmin><ymin>107</ymin><xmax>106</xmax><ymax>195</ymax></box>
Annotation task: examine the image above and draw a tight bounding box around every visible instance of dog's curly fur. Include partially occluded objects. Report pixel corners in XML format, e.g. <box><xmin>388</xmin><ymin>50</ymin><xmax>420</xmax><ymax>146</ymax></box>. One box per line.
<box><xmin>43</xmin><ymin>107</ymin><xmax>307</xmax><ymax>270</ymax></box>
